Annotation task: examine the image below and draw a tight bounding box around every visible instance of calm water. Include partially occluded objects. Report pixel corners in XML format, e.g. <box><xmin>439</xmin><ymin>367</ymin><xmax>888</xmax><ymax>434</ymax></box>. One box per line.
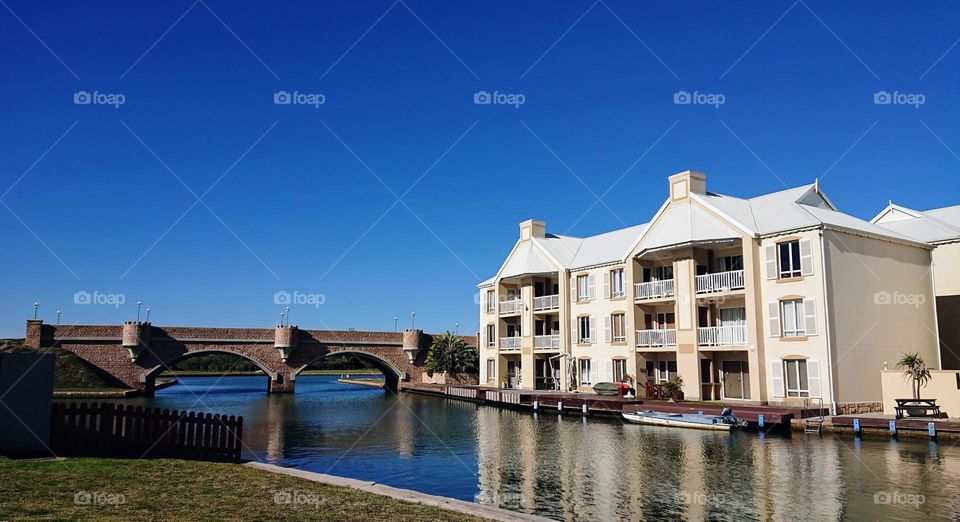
<box><xmin>117</xmin><ymin>376</ymin><xmax>960</xmax><ymax>520</ymax></box>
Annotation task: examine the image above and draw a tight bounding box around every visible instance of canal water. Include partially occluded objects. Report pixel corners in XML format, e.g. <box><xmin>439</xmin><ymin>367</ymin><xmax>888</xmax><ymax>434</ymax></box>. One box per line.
<box><xmin>122</xmin><ymin>375</ymin><xmax>959</xmax><ymax>520</ymax></box>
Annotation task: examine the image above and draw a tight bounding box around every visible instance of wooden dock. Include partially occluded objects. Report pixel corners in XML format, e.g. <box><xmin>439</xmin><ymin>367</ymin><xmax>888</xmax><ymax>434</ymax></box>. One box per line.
<box><xmin>402</xmin><ymin>383</ymin><xmax>802</xmax><ymax>426</ymax></box>
<box><xmin>829</xmin><ymin>414</ymin><xmax>960</xmax><ymax>439</ymax></box>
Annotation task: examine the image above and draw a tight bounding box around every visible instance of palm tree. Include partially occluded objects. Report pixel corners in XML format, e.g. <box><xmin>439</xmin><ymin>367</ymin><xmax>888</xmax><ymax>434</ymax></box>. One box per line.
<box><xmin>896</xmin><ymin>352</ymin><xmax>931</xmax><ymax>400</ymax></box>
<box><xmin>424</xmin><ymin>332</ymin><xmax>478</xmax><ymax>377</ymax></box>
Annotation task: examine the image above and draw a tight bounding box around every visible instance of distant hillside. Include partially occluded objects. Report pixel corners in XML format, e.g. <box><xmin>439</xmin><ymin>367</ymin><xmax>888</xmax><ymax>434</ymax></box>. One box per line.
<box><xmin>0</xmin><ymin>339</ymin><xmax>124</xmax><ymax>390</ymax></box>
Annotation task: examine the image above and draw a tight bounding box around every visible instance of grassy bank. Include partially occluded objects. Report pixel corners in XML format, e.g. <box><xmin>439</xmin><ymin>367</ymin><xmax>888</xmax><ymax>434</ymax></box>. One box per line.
<box><xmin>0</xmin><ymin>457</ymin><xmax>482</xmax><ymax>521</ymax></box>
<box><xmin>1</xmin><ymin>340</ymin><xmax>128</xmax><ymax>392</ymax></box>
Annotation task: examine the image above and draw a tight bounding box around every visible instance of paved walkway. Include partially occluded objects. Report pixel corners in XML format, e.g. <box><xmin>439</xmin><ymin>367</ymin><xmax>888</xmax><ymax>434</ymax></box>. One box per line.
<box><xmin>245</xmin><ymin>461</ymin><xmax>552</xmax><ymax>522</ymax></box>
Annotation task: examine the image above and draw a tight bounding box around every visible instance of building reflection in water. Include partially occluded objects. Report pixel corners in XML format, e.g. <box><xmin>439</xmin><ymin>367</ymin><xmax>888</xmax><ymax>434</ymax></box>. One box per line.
<box><xmin>474</xmin><ymin>408</ymin><xmax>960</xmax><ymax>521</ymax></box>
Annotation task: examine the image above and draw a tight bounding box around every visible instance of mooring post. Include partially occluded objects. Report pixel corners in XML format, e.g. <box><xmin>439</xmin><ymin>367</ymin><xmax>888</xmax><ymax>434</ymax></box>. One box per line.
<box><xmin>581</xmin><ymin>404</ymin><xmax>588</xmax><ymax>415</ymax></box>
<box><xmin>889</xmin><ymin>420</ymin><xmax>898</xmax><ymax>437</ymax></box>
<box><xmin>928</xmin><ymin>422</ymin><xmax>937</xmax><ymax>440</ymax></box>
<box><xmin>557</xmin><ymin>400</ymin><xmax>563</xmax><ymax>413</ymax></box>
<box><xmin>853</xmin><ymin>418</ymin><xmax>861</xmax><ymax>435</ymax></box>
<box><xmin>532</xmin><ymin>400</ymin><xmax>539</xmax><ymax>411</ymax></box>
<box><xmin>758</xmin><ymin>414</ymin><xmax>764</xmax><ymax>428</ymax></box>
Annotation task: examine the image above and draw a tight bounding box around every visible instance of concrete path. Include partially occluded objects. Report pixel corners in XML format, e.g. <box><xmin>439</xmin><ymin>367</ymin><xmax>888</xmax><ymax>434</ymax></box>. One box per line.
<box><xmin>244</xmin><ymin>461</ymin><xmax>552</xmax><ymax>522</ymax></box>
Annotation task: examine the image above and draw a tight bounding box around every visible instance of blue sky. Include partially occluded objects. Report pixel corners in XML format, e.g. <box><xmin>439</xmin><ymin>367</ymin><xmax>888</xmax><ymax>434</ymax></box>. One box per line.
<box><xmin>1</xmin><ymin>0</ymin><xmax>958</xmax><ymax>337</ymax></box>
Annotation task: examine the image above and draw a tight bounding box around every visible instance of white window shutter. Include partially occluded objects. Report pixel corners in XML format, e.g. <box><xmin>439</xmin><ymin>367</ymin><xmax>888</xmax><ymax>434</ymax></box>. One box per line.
<box><xmin>603</xmin><ymin>271</ymin><xmax>610</xmax><ymax>299</ymax></box>
<box><xmin>480</xmin><ymin>291</ymin><xmax>485</xmax><ymax>311</ymax></box>
<box><xmin>589</xmin><ymin>316</ymin><xmax>596</xmax><ymax>343</ymax></box>
<box><xmin>803</xmin><ymin>298</ymin><xmax>818</xmax><ymax>336</ymax></box>
<box><xmin>807</xmin><ymin>359</ymin><xmax>821</xmax><ymax>398</ymax></box>
<box><xmin>800</xmin><ymin>239</ymin><xmax>814</xmax><ymax>276</ymax></box>
<box><xmin>771</xmin><ymin>361</ymin><xmax>784</xmax><ymax>398</ymax></box>
<box><xmin>604</xmin><ymin>316</ymin><xmax>611</xmax><ymax>343</ymax></box>
<box><xmin>605</xmin><ymin>360</ymin><xmax>613</xmax><ymax>383</ymax></box>
<box><xmin>591</xmin><ymin>362</ymin><xmax>598</xmax><ymax>385</ymax></box>
<box><xmin>587</xmin><ymin>274</ymin><xmax>596</xmax><ymax>300</ymax></box>
<box><xmin>765</xmin><ymin>245</ymin><xmax>777</xmax><ymax>280</ymax></box>
<box><xmin>767</xmin><ymin>301</ymin><xmax>781</xmax><ymax>337</ymax></box>
<box><xmin>572</xmin><ymin>317</ymin><xmax>579</xmax><ymax>344</ymax></box>
<box><xmin>570</xmin><ymin>275</ymin><xmax>577</xmax><ymax>301</ymax></box>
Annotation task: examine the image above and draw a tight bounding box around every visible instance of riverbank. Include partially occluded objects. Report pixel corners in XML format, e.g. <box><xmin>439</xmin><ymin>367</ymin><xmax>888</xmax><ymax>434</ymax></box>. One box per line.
<box><xmin>0</xmin><ymin>457</ymin><xmax>492</xmax><ymax>521</ymax></box>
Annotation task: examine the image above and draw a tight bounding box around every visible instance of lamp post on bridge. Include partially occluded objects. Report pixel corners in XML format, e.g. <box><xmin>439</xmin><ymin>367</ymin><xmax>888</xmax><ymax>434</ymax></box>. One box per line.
<box><xmin>33</xmin><ymin>303</ymin><xmax>39</xmax><ymax>320</ymax></box>
<box><xmin>411</xmin><ymin>312</ymin><xmax>416</xmax><ymax>330</ymax></box>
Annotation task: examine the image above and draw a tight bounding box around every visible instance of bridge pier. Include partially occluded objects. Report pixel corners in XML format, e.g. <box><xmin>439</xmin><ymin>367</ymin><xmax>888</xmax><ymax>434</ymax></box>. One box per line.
<box><xmin>269</xmin><ymin>373</ymin><xmax>296</xmax><ymax>393</ymax></box>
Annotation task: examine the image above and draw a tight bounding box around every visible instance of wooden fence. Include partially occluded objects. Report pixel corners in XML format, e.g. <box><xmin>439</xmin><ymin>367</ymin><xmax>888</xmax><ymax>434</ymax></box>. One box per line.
<box><xmin>51</xmin><ymin>402</ymin><xmax>244</xmax><ymax>462</ymax></box>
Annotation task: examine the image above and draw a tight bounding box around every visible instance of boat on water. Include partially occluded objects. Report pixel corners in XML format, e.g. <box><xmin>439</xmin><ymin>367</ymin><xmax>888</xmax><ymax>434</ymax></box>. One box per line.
<box><xmin>622</xmin><ymin>410</ymin><xmax>739</xmax><ymax>431</ymax></box>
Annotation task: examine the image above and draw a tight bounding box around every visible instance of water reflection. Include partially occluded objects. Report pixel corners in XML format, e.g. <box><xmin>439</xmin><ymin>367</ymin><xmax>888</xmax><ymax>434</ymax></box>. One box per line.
<box><xmin>117</xmin><ymin>376</ymin><xmax>960</xmax><ymax>520</ymax></box>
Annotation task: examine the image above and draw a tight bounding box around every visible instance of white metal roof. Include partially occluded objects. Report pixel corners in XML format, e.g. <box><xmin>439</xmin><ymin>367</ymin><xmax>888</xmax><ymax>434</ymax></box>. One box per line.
<box><xmin>872</xmin><ymin>203</ymin><xmax>960</xmax><ymax>244</ymax></box>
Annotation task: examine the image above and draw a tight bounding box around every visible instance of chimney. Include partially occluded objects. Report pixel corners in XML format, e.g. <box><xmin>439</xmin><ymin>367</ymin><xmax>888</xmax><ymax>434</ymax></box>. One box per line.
<box><xmin>668</xmin><ymin>170</ymin><xmax>706</xmax><ymax>202</ymax></box>
<box><xmin>519</xmin><ymin>219</ymin><xmax>546</xmax><ymax>241</ymax></box>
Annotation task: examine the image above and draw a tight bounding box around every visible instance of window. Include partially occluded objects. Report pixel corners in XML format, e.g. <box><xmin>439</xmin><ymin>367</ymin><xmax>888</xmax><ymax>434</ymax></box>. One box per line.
<box><xmin>654</xmin><ymin>265</ymin><xmax>673</xmax><ymax>281</ymax></box>
<box><xmin>578</xmin><ymin>316</ymin><xmax>592</xmax><ymax>343</ymax></box>
<box><xmin>577</xmin><ymin>275</ymin><xmax>590</xmax><ymax>301</ymax></box>
<box><xmin>784</xmin><ymin>359</ymin><xmax>809</xmax><ymax>397</ymax></box>
<box><xmin>657</xmin><ymin>360</ymin><xmax>677</xmax><ymax>383</ymax></box>
<box><xmin>611</xmin><ymin>313</ymin><xmax>626</xmax><ymax>343</ymax></box>
<box><xmin>485</xmin><ymin>290</ymin><xmax>495</xmax><ymax>312</ymax></box>
<box><xmin>486</xmin><ymin>324</ymin><xmax>495</xmax><ymax>347</ymax></box>
<box><xmin>719</xmin><ymin>307</ymin><xmax>746</xmax><ymax>326</ymax></box>
<box><xmin>486</xmin><ymin>359</ymin><xmax>496</xmax><ymax>383</ymax></box>
<box><xmin>781</xmin><ymin>299</ymin><xmax>805</xmax><ymax>337</ymax></box>
<box><xmin>717</xmin><ymin>255</ymin><xmax>743</xmax><ymax>272</ymax></box>
<box><xmin>612</xmin><ymin>359</ymin><xmax>627</xmax><ymax>383</ymax></box>
<box><xmin>778</xmin><ymin>240</ymin><xmax>802</xmax><ymax>279</ymax></box>
<box><xmin>610</xmin><ymin>268</ymin><xmax>625</xmax><ymax>298</ymax></box>
<box><xmin>578</xmin><ymin>359</ymin><xmax>593</xmax><ymax>386</ymax></box>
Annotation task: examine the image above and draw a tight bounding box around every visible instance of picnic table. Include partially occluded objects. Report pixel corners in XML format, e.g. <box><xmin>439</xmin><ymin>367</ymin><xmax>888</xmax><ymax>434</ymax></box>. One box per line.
<box><xmin>894</xmin><ymin>398</ymin><xmax>946</xmax><ymax>419</ymax></box>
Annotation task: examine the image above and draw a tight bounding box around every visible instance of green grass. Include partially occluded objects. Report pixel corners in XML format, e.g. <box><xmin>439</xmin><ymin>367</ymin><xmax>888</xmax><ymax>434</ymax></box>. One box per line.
<box><xmin>0</xmin><ymin>457</ymin><xmax>483</xmax><ymax>521</ymax></box>
<box><xmin>1</xmin><ymin>340</ymin><xmax>127</xmax><ymax>391</ymax></box>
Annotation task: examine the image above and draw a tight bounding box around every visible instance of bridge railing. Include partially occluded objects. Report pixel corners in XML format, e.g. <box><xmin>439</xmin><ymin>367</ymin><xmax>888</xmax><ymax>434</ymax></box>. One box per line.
<box><xmin>50</xmin><ymin>402</ymin><xmax>244</xmax><ymax>462</ymax></box>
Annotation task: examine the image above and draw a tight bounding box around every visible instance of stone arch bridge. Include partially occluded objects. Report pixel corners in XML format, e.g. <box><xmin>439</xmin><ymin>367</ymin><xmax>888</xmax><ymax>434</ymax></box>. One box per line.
<box><xmin>25</xmin><ymin>320</ymin><xmax>476</xmax><ymax>394</ymax></box>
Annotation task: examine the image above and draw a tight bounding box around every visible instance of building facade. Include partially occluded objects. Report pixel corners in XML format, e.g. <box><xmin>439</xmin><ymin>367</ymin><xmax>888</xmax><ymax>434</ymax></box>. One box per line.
<box><xmin>479</xmin><ymin>170</ymin><xmax>941</xmax><ymax>414</ymax></box>
<box><xmin>872</xmin><ymin>203</ymin><xmax>960</xmax><ymax>369</ymax></box>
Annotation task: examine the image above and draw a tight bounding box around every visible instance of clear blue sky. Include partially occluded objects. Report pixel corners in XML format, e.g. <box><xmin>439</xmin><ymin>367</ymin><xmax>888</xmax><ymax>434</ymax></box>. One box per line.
<box><xmin>1</xmin><ymin>0</ymin><xmax>958</xmax><ymax>337</ymax></box>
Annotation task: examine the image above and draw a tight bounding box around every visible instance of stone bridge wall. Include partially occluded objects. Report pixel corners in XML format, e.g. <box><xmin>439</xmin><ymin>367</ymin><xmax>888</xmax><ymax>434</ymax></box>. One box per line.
<box><xmin>26</xmin><ymin>320</ymin><xmax>477</xmax><ymax>395</ymax></box>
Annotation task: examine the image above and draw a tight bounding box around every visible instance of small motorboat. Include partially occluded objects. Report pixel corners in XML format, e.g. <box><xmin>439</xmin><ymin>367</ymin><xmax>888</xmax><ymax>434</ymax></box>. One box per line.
<box><xmin>622</xmin><ymin>409</ymin><xmax>740</xmax><ymax>431</ymax></box>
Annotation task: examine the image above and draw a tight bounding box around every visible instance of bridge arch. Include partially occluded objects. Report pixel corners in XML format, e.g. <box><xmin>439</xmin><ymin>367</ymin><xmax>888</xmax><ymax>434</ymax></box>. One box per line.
<box><xmin>293</xmin><ymin>350</ymin><xmax>402</xmax><ymax>391</ymax></box>
<box><xmin>142</xmin><ymin>349</ymin><xmax>279</xmax><ymax>394</ymax></box>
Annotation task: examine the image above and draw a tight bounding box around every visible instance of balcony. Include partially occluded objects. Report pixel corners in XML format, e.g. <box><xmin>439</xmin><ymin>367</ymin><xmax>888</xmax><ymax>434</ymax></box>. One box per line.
<box><xmin>635</xmin><ymin>329</ymin><xmax>677</xmax><ymax>348</ymax></box>
<box><xmin>634</xmin><ymin>280</ymin><xmax>675</xmax><ymax>300</ymax></box>
<box><xmin>696</xmin><ymin>269</ymin><xmax>745</xmax><ymax>294</ymax></box>
<box><xmin>533</xmin><ymin>295</ymin><xmax>560</xmax><ymax>312</ymax></box>
<box><xmin>533</xmin><ymin>334</ymin><xmax>560</xmax><ymax>350</ymax></box>
<box><xmin>698</xmin><ymin>325</ymin><xmax>746</xmax><ymax>347</ymax></box>
<box><xmin>500</xmin><ymin>336</ymin><xmax>521</xmax><ymax>351</ymax></box>
<box><xmin>499</xmin><ymin>299</ymin><xmax>523</xmax><ymax>315</ymax></box>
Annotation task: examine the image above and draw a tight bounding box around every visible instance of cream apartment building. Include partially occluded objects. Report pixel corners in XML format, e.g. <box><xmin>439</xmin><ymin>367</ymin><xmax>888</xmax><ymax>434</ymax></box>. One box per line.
<box><xmin>478</xmin><ymin>170</ymin><xmax>940</xmax><ymax>414</ymax></box>
<box><xmin>872</xmin><ymin>203</ymin><xmax>960</xmax><ymax>369</ymax></box>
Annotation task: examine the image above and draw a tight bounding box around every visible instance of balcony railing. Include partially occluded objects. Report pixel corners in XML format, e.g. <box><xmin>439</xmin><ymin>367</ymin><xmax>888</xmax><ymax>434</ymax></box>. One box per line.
<box><xmin>696</xmin><ymin>269</ymin><xmax>745</xmax><ymax>294</ymax></box>
<box><xmin>499</xmin><ymin>299</ymin><xmax>523</xmax><ymax>314</ymax></box>
<box><xmin>533</xmin><ymin>295</ymin><xmax>559</xmax><ymax>311</ymax></box>
<box><xmin>533</xmin><ymin>334</ymin><xmax>560</xmax><ymax>350</ymax></box>
<box><xmin>698</xmin><ymin>325</ymin><xmax>747</xmax><ymax>346</ymax></box>
<box><xmin>635</xmin><ymin>329</ymin><xmax>677</xmax><ymax>347</ymax></box>
<box><xmin>634</xmin><ymin>279</ymin><xmax>675</xmax><ymax>300</ymax></box>
<box><xmin>500</xmin><ymin>336</ymin><xmax>521</xmax><ymax>351</ymax></box>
